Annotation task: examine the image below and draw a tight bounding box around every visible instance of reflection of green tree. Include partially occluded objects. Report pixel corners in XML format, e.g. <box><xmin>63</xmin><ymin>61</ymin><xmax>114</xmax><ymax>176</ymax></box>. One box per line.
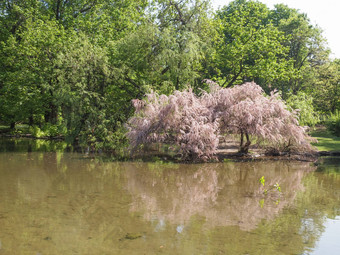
<box><xmin>0</xmin><ymin>138</ymin><xmax>67</xmax><ymax>152</ymax></box>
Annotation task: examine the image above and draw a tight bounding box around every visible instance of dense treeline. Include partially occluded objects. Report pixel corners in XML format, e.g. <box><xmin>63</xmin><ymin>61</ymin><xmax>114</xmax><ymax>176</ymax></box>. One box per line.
<box><xmin>0</xmin><ymin>0</ymin><xmax>339</xmax><ymax>150</ymax></box>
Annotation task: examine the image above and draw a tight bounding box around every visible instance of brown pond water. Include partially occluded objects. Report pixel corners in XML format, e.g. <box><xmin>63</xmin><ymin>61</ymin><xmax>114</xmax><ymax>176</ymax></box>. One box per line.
<box><xmin>0</xmin><ymin>138</ymin><xmax>339</xmax><ymax>255</ymax></box>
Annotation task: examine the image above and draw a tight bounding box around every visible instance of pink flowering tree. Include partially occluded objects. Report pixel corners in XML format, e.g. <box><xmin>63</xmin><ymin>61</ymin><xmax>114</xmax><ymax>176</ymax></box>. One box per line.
<box><xmin>126</xmin><ymin>89</ymin><xmax>220</xmax><ymax>160</ymax></box>
<box><xmin>126</xmin><ymin>81</ymin><xmax>313</xmax><ymax>159</ymax></box>
<box><xmin>203</xmin><ymin>81</ymin><xmax>312</xmax><ymax>153</ymax></box>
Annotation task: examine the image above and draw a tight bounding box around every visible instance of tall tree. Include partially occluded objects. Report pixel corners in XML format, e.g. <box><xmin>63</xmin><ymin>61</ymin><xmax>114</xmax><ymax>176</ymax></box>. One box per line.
<box><xmin>211</xmin><ymin>0</ymin><xmax>292</xmax><ymax>89</ymax></box>
<box><xmin>105</xmin><ymin>0</ymin><xmax>213</xmax><ymax>124</ymax></box>
<box><xmin>0</xmin><ymin>18</ymin><xmax>65</xmax><ymax>126</ymax></box>
<box><xmin>150</xmin><ymin>0</ymin><xmax>212</xmax><ymax>90</ymax></box>
<box><xmin>312</xmin><ymin>59</ymin><xmax>340</xmax><ymax>113</ymax></box>
<box><xmin>268</xmin><ymin>3</ymin><xmax>329</xmax><ymax>96</ymax></box>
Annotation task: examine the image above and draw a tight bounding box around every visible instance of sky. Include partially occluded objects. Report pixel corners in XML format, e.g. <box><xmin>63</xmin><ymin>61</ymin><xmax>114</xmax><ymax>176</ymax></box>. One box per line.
<box><xmin>211</xmin><ymin>0</ymin><xmax>340</xmax><ymax>59</ymax></box>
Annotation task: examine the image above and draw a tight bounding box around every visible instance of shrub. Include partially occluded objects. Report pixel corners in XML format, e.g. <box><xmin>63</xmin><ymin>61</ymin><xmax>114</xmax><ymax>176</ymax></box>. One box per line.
<box><xmin>325</xmin><ymin>110</ymin><xmax>340</xmax><ymax>136</ymax></box>
<box><xmin>285</xmin><ymin>92</ymin><xmax>319</xmax><ymax>127</ymax></box>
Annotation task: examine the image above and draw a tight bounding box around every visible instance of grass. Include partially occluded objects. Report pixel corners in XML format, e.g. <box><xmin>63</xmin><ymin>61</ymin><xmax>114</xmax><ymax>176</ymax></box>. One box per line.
<box><xmin>310</xmin><ymin>127</ymin><xmax>340</xmax><ymax>151</ymax></box>
<box><xmin>0</xmin><ymin>125</ymin><xmax>10</xmax><ymax>133</ymax></box>
<box><xmin>0</xmin><ymin>124</ymin><xmax>30</xmax><ymax>135</ymax></box>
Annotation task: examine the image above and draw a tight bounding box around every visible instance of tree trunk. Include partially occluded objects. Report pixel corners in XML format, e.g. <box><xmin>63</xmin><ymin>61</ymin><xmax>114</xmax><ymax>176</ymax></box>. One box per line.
<box><xmin>29</xmin><ymin>115</ymin><xmax>34</xmax><ymax>126</ymax></box>
<box><xmin>45</xmin><ymin>104</ymin><xmax>58</xmax><ymax>124</ymax></box>
<box><xmin>240</xmin><ymin>131</ymin><xmax>244</xmax><ymax>148</ymax></box>
<box><xmin>239</xmin><ymin>132</ymin><xmax>251</xmax><ymax>153</ymax></box>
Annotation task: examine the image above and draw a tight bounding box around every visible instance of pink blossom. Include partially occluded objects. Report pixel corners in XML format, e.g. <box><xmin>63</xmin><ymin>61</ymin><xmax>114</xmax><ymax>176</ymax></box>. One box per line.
<box><xmin>126</xmin><ymin>82</ymin><xmax>313</xmax><ymax>160</ymax></box>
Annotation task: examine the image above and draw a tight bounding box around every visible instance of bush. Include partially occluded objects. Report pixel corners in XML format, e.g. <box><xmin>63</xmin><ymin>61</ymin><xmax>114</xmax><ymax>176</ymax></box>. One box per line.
<box><xmin>325</xmin><ymin>110</ymin><xmax>340</xmax><ymax>136</ymax></box>
<box><xmin>285</xmin><ymin>92</ymin><xmax>319</xmax><ymax>127</ymax></box>
<box><xmin>203</xmin><ymin>82</ymin><xmax>311</xmax><ymax>153</ymax></box>
<box><xmin>28</xmin><ymin>118</ymin><xmax>66</xmax><ymax>138</ymax></box>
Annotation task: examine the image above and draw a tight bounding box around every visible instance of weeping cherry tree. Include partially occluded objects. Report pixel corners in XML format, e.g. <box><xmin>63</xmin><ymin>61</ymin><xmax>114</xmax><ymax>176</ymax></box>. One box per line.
<box><xmin>126</xmin><ymin>81</ymin><xmax>313</xmax><ymax>160</ymax></box>
<box><xmin>203</xmin><ymin>81</ymin><xmax>312</xmax><ymax>153</ymax></box>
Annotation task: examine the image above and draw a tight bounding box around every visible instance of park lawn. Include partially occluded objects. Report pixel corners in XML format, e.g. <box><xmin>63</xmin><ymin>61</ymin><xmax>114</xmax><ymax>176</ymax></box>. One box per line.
<box><xmin>310</xmin><ymin>128</ymin><xmax>340</xmax><ymax>151</ymax></box>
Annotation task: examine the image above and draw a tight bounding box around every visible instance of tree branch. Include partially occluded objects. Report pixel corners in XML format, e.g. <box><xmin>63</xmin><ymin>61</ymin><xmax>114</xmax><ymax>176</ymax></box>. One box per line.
<box><xmin>169</xmin><ymin>0</ymin><xmax>186</xmax><ymax>26</ymax></box>
<box><xmin>161</xmin><ymin>66</ymin><xmax>170</xmax><ymax>75</ymax></box>
<box><xmin>226</xmin><ymin>61</ymin><xmax>244</xmax><ymax>88</ymax></box>
<box><xmin>56</xmin><ymin>0</ymin><xmax>61</xmax><ymax>20</ymax></box>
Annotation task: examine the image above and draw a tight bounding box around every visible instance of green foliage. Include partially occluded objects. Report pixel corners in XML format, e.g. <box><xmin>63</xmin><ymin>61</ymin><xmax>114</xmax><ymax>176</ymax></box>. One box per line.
<box><xmin>312</xmin><ymin>59</ymin><xmax>340</xmax><ymax>113</ymax></box>
<box><xmin>10</xmin><ymin>124</ymin><xmax>30</xmax><ymax>135</ymax></box>
<box><xmin>259</xmin><ymin>175</ymin><xmax>282</xmax><ymax>197</ymax></box>
<box><xmin>259</xmin><ymin>176</ymin><xmax>265</xmax><ymax>186</ymax></box>
<box><xmin>28</xmin><ymin>126</ymin><xmax>44</xmax><ymax>138</ymax></box>
<box><xmin>212</xmin><ymin>0</ymin><xmax>294</xmax><ymax>88</ymax></box>
<box><xmin>28</xmin><ymin>121</ymin><xmax>65</xmax><ymax>138</ymax></box>
<box><xmin>325</xmin><ymin>110</ymin><xmax>340</xmax><ymax>136</ymax></box>
<box><xmin>0</xmin><ymin>0</ymin><xmax>336</xmax><ymax>153</ymax></box>
<box><xmin>0</xmin><ymin>17</ymin><xmax>65</xmax><ymax>125</ymax></box>
<box><xmin>268</xmin><ymin>3</ymin><xmax>329</xmax><ymax>96</ymax></box>
<box><xmin>286</xmin><ymin>92</ymin><xmax>319</xmax><ymax>127</ymax></box>
<box><xmin>274</xmin><ymin>183</ymin><xmax>281</xmax><ymax>192</ymax></box>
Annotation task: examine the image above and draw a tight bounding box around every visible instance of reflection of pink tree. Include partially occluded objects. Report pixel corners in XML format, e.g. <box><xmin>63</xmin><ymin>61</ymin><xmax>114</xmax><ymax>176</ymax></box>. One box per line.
<box><xmin>127</xmin><ymin>165</ymin><xmax>220</xmax><ymax>225</ymax></box>
<box><xmin>126</xmin><ymin>161</ymin><xmax>315</xmax><ymax>231</ymax></box>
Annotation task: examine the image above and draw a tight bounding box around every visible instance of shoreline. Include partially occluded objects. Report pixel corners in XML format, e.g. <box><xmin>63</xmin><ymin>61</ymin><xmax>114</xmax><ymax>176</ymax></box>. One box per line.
<box><xmin>1</xmin><ymin>134</ymin><xmax>338</xmax><ymax>163</ymax></box>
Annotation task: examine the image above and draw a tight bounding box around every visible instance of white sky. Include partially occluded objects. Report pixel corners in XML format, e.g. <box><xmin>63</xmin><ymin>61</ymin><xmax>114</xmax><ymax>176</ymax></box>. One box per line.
<box><xmin>211</xmin><ymin>0</ymin><xmax>340</xmax><ymax>59</ymax></box>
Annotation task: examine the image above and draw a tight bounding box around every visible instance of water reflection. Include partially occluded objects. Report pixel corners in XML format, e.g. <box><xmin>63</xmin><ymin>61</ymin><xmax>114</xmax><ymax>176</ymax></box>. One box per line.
<box><xmin>126</xmin><ymin>162</ymin><xmax>314</xmax><ymax>231</ymax></box>
<box><xmin>0</xmin><ymin>137</ymin><xmax>67</xmax><ymax>153</ymax></box>
<box><xmin>0</xmin><ymin>148</ymin><xmax>339</xmax><ymax>254</ymax></box>
<box><xmin>0</xmin><ymin>152</ymin><xmax>132</xmax><ymax>254</ymax></box>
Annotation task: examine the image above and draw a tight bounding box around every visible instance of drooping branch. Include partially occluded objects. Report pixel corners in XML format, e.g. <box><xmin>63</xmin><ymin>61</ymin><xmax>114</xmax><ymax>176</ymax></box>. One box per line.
<box><xmin>126</xmin><ymin>81</ymin><xmax>313</xmax><ymax>160</ymax></box>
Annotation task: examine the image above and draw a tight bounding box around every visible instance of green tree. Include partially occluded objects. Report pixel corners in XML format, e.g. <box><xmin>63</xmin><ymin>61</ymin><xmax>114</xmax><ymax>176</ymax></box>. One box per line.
<box><xmin>0</xmin><ymin>0</ymin><xmax>148</xmax><ymax>138</ymax></box>
<box><xmin>268</xmin><ymin>3</ymin><xmax>329</xmax><ymax>96</ymax></box>
<box><xmin>286</xmin><ymin>91</ymin><xmax>319</xmax><ymax>127</ymax></box>
<box><xmin>34</xmin><ymin>0</ymin><xmax>148</xmax><ymax>38</ymax></box>
<box><xmin>105</xmin><ymin>0</ymin><xmax>213</xmax><ymax>121</ymax></box>
<box><xmin>212</xmin><ymin>0</ymin><xmax>293</xmax><ymax>89</ymax></box>
<box><xmin>312</xmin><ymin>59</ymin><xmax>340</xmax><ymax>113</ymax></box>
<box><xmin>0</xmin><ymin>18</ymin><xmax>65</xmax><ymax>127</ymax></box>
<box><xmin>148</xmin><ymin>0</ymin><xmax>212</xmax><ymax>91</ymax></box>
<box><xmin>53</xmin><ymin>33</ymin><xmax>114</xmax><ymax>147</ymax></box>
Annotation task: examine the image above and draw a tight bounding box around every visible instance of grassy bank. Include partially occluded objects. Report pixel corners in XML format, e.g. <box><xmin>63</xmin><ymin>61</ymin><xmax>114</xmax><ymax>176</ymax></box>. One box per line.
<box><xmin>3</xmin><ymin>124</ymin><xmax>340</xmax><ymax>154</ymax></box>
<box><xmin>310</xmin><ymin>127</ymin><xmax>340</xmax><ymax>151</ymax></box>
<box><xmin>0</xmin><ymin>124</ymin><xmax>30</xmax><ymax>134</ymax></box>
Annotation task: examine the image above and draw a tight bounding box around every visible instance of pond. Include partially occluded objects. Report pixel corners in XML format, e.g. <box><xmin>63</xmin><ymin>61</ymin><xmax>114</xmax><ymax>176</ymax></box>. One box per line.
<box><xmin>0</xmin><ymin>138</ymin><xmax>339</xmax><ymax>254</ymax></box>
